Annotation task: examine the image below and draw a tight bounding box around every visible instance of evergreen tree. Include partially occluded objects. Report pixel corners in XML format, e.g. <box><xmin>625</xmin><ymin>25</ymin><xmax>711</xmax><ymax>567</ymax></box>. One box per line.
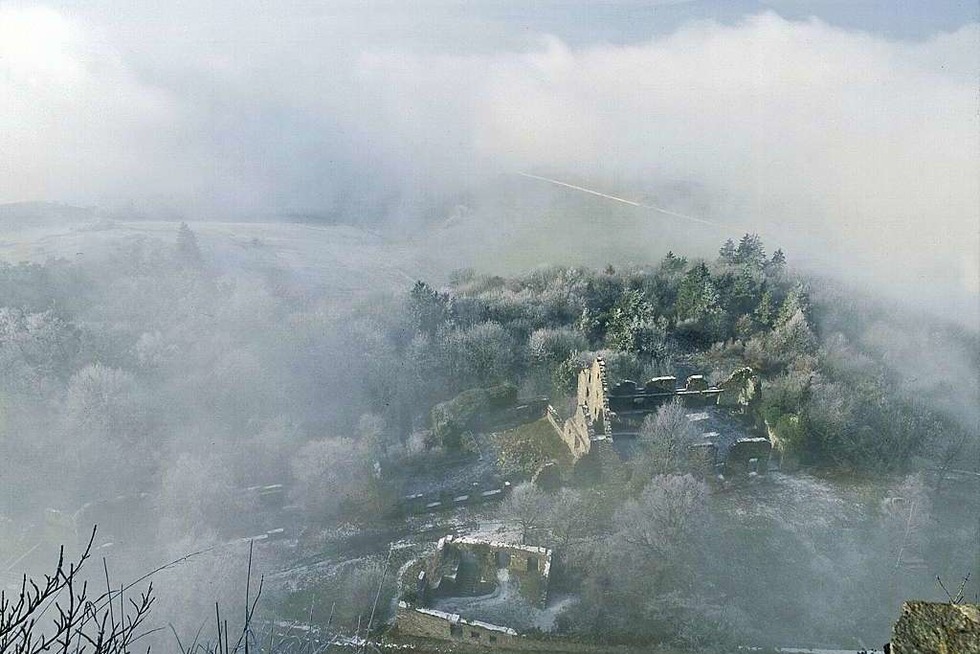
<box><xmin>176</xmin><ymin>222</ymin><xmax>203</xmax><ymax>268</ymax></box>
<box><xmin>407</xmin><ymin>280</ymin><xmax>451</xmax><ymax>336</ymax></box>
<box><xmin>729</xmin><ymin>268</ymin><xmax>762</xmax><ymax>316</ymax></box>
<box><xmin>607</xmin><ymin>289</ymin><xmax>666</xmax><ymax>358</ymax></box>
<box><xmin>769</xmin><ymin>248</ymin><xmax>787</xmax><ymax>269</ymax></box>
<box><xmin>675</xmin><ymin>263</ymin><xmax>720</xmax><ymax>322</ymax></box>
<box><xmin>734</xmin><ymin>233</ymin><xmax>766</xmax><ymax>268</ymax></box>
<box><xmin>660</xmin><ymin>251</ymin><xmax>687</xmax><ymax>274</ymax></box>
<box><xmin>718</xmin><ymin>239</ymin><xmax>737</xmax><ymax>264</ymax></box>
<box><xmin>777</xmin><ymin>282</ymin><xmax>811</xmax><ymax>327</ymax></box>
<box><xmin>755</xmin><ymin>289</ymin><xmax>776</xmax><ymax>328</ymax></box>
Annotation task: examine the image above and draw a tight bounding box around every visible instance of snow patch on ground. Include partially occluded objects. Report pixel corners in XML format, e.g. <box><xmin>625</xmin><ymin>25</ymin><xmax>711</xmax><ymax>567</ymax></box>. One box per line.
<box><xmin>431</xmin><ymin>568</ymin><xmax>566</xmax><ymax>634</ymax></box>
<box><xmin>457</xmin><ymin>520</ymin><xmax>523</xmax><ymax>544</ymax></box>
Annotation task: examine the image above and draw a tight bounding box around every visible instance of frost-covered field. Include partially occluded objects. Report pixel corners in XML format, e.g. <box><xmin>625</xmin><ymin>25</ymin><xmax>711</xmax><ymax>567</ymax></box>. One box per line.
<box><xmin>0</xmin><ymin>218</ymin><xmax>437</xmax><ymax>301</ymax></box>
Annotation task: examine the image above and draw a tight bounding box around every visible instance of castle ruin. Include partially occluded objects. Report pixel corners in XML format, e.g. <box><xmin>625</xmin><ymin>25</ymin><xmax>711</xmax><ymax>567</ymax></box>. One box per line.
<box><xmin>419</xmin><ymin>534</ymin><xmax>553</xmax><ymax>607</ymax></box>
<box><xmin>547</xmin><ymin>357</ymin><xmax>769</xmax><ymax>473</ymax></box>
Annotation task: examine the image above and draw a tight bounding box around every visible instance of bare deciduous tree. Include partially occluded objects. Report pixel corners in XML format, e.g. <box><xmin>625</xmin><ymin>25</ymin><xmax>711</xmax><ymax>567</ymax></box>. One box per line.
<box><xmin>499</xmin><ymin>482</ymin><xmax>549</xmax><ymax>545</ymax></box>
<box><xmin>615</xmin><ymin>474</ymin><xmax>709</xmax><ymax>565</ymax></box>
<box><xmin>638</xmin><ymin>400</ymin><xmax>699</xmax><ymax>476</ymax></box>
<box><xmin>0</xmin><ymin>528</ymin><xmax>155</xmax><ymax>654</ymax></box>
<box><xmin>290</xmin><ymin>438</ymin><xmax>369</xmax><ymax>520</ymax></box>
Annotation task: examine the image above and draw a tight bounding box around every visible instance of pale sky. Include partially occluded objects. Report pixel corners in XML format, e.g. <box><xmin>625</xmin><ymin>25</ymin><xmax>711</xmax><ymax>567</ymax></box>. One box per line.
<box><xmin>1</xmin><ymin>1</ymin><xmax>977</xmax><ymax>317</ymax></box>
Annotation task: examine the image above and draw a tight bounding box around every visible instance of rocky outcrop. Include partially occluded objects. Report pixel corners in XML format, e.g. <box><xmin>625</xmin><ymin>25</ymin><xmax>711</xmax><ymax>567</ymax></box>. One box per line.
<box><xmin>888</xmin><ymin>601</ymin><xmax>980</xmax><ymax>653</ymax></box>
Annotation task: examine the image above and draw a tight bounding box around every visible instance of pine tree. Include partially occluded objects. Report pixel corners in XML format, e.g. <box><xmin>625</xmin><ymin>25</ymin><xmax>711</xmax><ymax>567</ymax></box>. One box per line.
<box><xmin>755</xmin><ymin>289</ymin><xmax>776</xmax><ymax>328</ymax></box>
<box><xmin>676</xmin><ymin>263</ymin><xmax>720</xmax><ymax>322</ymax></box>
<box><xmin>408</xmin><ymin>280</ymin><xmax>451</xmax><ymax>336</ymax></box>
<box><xmin>777</xmin><ymin>282</ymin><xmax>811</xmax><ymax>326</ymax></box>
<box><xmin>718</xmin><ymin>239</ymin><xmax>737</xmax><ymax>264</ymax></box>
<box><xmin>735</xmin><ymin>233</ymin><xmax>766</xmax><ymax>268</ymax></box>
<box><xmin>608</xmin><ymin>289</ymin><xmax>661</xmax><ymax>356</ymax></box>
<box><xmin>767</xmin><ymin>248</ymin><xmax>787</xmax><ymax>273</ymax></box>
<box><xmin>660</xmin><ymin>251</ymin><xmax>687</xmax><ymax>274</ymax></box>
<box><xmin>176</xmin><ymin>222</ymin><xmax>203</xmax><ymax>268</ymax></box>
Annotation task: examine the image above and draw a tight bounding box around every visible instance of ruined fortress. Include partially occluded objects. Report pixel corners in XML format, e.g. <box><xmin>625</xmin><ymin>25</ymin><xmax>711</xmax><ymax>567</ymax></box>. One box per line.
<box><xmin>393</xmin><ymin>534</ymin><xmax>559</xmax><ymax>650</ymax></box>
<box><xmin>547</xmin><ymin>357</ymin><xmax>769</xmax><ymax>473</ymax></box>
<box><xmin>419</xmin><ymin>534</ymin><xmax>553</xmax><ymax>607</ymax></box>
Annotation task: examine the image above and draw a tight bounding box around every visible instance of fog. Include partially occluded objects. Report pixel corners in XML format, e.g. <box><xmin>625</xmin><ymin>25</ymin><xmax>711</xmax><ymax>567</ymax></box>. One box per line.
<box><xmin>1</xmin><ymin>2</ymin><xmax>978</xmax><ymax>652</ymax></box>
<box><xmin>2</xmin><ymin>2</ymin><xmax>978</xmax><ymax>318</ymax></box>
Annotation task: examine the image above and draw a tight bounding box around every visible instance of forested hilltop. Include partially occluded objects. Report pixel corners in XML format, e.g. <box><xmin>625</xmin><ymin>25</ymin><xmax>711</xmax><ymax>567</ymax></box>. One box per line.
<box><xmin>397</xmin><ymin>234</ymin><xmax>975</xmax><ymax>474</ymax></box>
<box><xmin>2</xmin><ymin>225</ymin><xmax>975</xmax><ymax>519</ymax></box>
<box><xmin>1</xmin><ymin>224</ymin><xmax>976</xmax><ymax>650</ymax></box>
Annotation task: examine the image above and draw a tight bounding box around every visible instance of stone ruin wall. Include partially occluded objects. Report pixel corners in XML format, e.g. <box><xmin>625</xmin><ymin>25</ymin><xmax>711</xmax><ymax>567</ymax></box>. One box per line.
<box><xmin>549</xmin><ymin>361</ymin><xmax>768</xmax><ymax>473</ymax></box>
<box><xmin>725</xmin><ymin>437</ymin><xmax>772</xmax><ymax>476</ymax></box>
<box><xmin>548</xmin><ymin>404</ymin><xmax>593</xmax><ymax>460</ymax></box>
<box><xmin>717</xmin><ymin>367</ymin><xmax>763</xmax><ymax>418</ymax></box>
<box><xmin>394</xmin><ymin>603</ymin><xmax>521</xmax><ymax>648</ymax></box>
<box><xmin>605</xmin><ymin>374</ymin><xmax>721</xmax><ymax>419</ymax></box>
<box><xmin>547</xmin><ymin>358</ymin><xmax>614</xmax><ymax>462</ymax></box>
<box><xmin>453</xmin><ymin>539</ymin><xmax>551</xmax><ymax>579</ymax></box>
<box><xmin>577</xmin><ymin>357</ymin><xmax>611</xmax><ymax>436</ymax></box>
<box><xmin>430</xmin><ymin>535</ymin><xmax>553</xmax><ymax>606</ymax></box>
<box><xmin>392</xmin><ymin>603</ymin><xmax>617</xmax><ymax>653</ymax></box>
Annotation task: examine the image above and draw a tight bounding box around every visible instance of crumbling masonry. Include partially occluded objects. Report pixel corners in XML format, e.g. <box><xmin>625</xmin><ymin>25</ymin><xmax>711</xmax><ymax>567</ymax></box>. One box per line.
<box><xmin>548</xmin><ymin>358</ymin><xmax>769</xmax><ymax>474</ymax></box>
<box><xmin>420</xmin><ymin>535</ymin><xmax>553</xmax><ymax>607</ymax></box>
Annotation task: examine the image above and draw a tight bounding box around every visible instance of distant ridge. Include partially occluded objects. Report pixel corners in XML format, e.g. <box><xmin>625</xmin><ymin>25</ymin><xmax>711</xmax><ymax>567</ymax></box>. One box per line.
<box><xmin>0</xmin><ymin>201</ymin><xmax>98</xmax><ymax>227</ymax></box>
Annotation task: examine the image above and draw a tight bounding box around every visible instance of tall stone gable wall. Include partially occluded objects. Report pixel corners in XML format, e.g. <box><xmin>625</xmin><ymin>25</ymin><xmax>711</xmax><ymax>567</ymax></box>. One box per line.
<box><xmin>717</xmin><ymin>367</ymin><xmax>762</xmax><ymax>413</ymax></box>
<box><xmin>549</xmin><ymin>357</ymin><xmax>612</xmax><ymax>461</ymax></box>
<box><xmin>548</xmin><ymin>404</ymin><xmax>592</xmax><ymax>460</ymax></box>
<box><xmin>576</xmin><ymin>358</ymin><xmax>610</xmax><ymax>432</ymax></box>
<box><xmin>393</xmin><ymin>604</ymin><xmax>620</xmax><ymax>653</ymax></box>
<box><xmin>548</xmin><ymin>357</ymin><xmax>613</xmax><ymax>462</ymax></box>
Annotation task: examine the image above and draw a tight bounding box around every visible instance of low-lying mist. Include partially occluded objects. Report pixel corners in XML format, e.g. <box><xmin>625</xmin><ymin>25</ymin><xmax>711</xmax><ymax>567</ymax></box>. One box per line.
<box><xmin>2</xmin><ymin>4</ymin><xmax>977</xmax><ymax>321</ymax></box>
<box><xmin>0</xmin><ymin>215</ymin><xmax>976</xmax><ymax>650</ymax></box>
<box><xmin>1</xmin><ymin>2</ymin><xmax>977</xmax><ymax>651</ymax></box>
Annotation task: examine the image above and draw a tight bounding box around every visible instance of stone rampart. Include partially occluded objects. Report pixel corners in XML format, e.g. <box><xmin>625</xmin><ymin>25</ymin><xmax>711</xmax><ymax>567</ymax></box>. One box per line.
<box><xmin>725</xmin><ymin>437</ymin><xmax>772</xmax><ymax>476</ymax></box>
<box><xmin>425</xmin><ymin>535</ymin><xmax>553</xmax><ymax>606</ymax></box>
<box><xmin>392</xmin><ymin>603</ymin><xmax>629</xmax><ymax>653</ymax></box>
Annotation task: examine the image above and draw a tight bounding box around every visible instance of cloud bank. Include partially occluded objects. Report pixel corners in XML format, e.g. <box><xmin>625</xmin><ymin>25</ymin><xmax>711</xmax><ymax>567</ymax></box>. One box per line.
<box><xmin>1</xmin><ymin>5</ymin><xmax>977</xmax><ymax>315</ymax></box>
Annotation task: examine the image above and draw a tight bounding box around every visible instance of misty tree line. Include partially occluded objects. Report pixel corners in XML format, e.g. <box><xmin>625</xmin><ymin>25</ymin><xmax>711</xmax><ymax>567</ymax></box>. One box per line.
<box><xmin>490</xmin><ymin>400</ymin><xmax>972</xmax><ymax>649</ymax></box>
<box><xmin>0</xmin><ymin>224</ymin><xmax>407</xmax><ymax>646</ymax></box>
<box><xmin>0</xmin><ymin>226</ymin><xmax>391</xmax><ymax>532</ymax></box>
<box><xmin>1</xmin><ymin>224</ymin><xmax>976</xmax><ymax>651</ymax></box>
<box><xmin>1</xmin><ymin>226</ymin><xmax>973</xmax><ymax>529</ymax></box>
<box><xmin>390</xmin><ymin>234</ymin><xmax>976</xmax><ymax>647</ymax></box>
<box><xmin>388</xmin><ymin>233</ymin><xmax>972</xmax><ymax>474</ymax></box>
<box><xmin>490</xmin><ymin>411</ymin><xmax>971</xmax><ymax>649</ymax></box>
